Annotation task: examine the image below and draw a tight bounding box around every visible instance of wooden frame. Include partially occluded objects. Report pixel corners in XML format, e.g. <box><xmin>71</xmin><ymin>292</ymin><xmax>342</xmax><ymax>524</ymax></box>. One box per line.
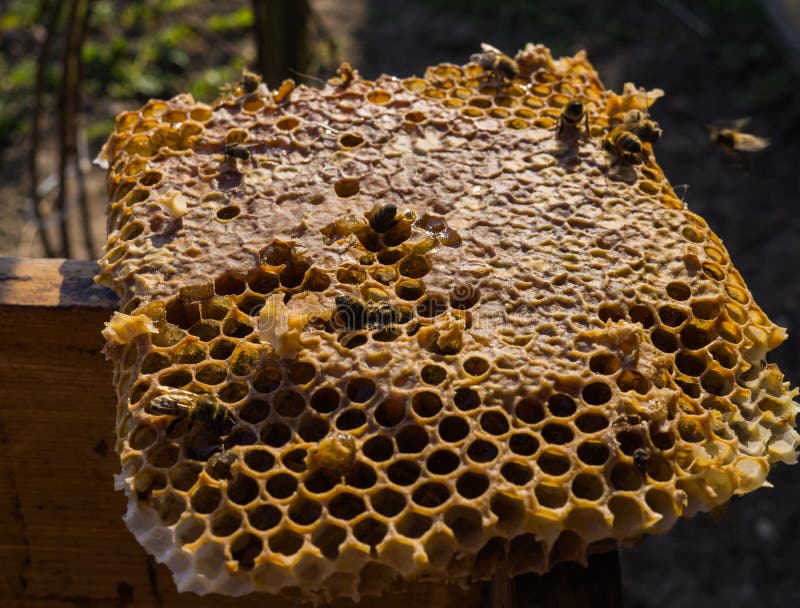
<box><xmin>0</xmin><ymin>257</ymin><xmax>622</xmax><ymax>607</ymax></box>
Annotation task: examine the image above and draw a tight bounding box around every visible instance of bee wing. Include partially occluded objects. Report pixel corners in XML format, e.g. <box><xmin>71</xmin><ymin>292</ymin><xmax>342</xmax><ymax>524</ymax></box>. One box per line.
<box><xmin>148</xmin><ymin>389</ymin><xmax>197</xmax><ymax>414</ymax></box>
<box><xmin>733</xmin><ymin>133</ymin><xmax>770</xmax><ymax>152</ymax></box>
<box><xmin>479</xmin><ymin>42</ymin><xmax>503</xmax><ymax>55</ymax></box>
<box><xmin>730</xmin><ymin>117</ymin><xmax>752</xmax><ymax>130</ymax></box>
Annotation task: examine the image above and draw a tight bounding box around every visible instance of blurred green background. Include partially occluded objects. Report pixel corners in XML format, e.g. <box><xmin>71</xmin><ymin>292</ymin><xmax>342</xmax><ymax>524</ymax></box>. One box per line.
<box><xmin>1</xmin><ymin>1</ymin><xmax>799</xmax><ymax>606</ymax></box>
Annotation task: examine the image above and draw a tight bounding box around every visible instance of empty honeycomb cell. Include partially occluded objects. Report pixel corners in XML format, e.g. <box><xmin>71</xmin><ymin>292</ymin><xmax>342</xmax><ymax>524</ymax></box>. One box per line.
<box><xmin>149</xmin><ymin>443</ymin><xmax>180</xmax><ymax>468</ymax></box>
<box><xmin>298</xmin><ymin>414</ymin><xmax>329</xmax><ymax>442</ymax></box>
<box><xmin>177</xmin><ymin>516</ymin><xmax>206</xmax><ymax>545</ymax></box>
<box><xmin>375</xmin><ymin>398</ymin><xmax>406</xmax><ymax>428</ymax></box>
<box><xmin>169</xmin><ymin>462</ymin><xmax>202</xmax><ymax>491</ymax></box>
<box><xmin>666</xmin><ymin>281</ymin><xmax>691</xmax><ymax>301</ymax></box>
<box><xmin>346</xmin><ymin>377</ymin><xmax>376</xmax><ymax>403</ymax></box>
<box><xmin>273</xmin><ymin>390</ymin><xmax>306</xmax><ymax>417</ymax></box>
<box><xmin>279</xmin><ymin>260</ymin><xmax>310</xmax><ymax>288</ymax></box>
<box><xmin>500</xmin><ymin>461</ymin><xmax>533</xmax><ymax>486</ymax></box>
<box><xmin>228</xmin><ymin>473</ymin><xmax>259</xmax><ymax>505</ymax></box>
<box><xmin>412</xmin><ymin>482</ymin><xmax>451</xmax><ymax>508</ymax></box>
<box><xmin>610</xmin><ymin>463</ymin><xmax>642</xmax><ymax>491</ymax></box>
<box><xmin>308</xmin><ymin>386</ymin><xmax>339</xmax><ymax>413</ymax></box>
<box><xmin>515</xmin><ymin>397</ymin><xmax>545</xmax><ymax>424</ymax></box>
<box><xmin>462</xmin><ymin>356</ymin><xmax>489</xmax><ymax>377</ymax></box>
<box><xmin>282</xmin><ymin>448</ymin><xmax>308</xmax><ymax>473</ymax></box>
<box><xmin>701</xmin><ymin>369</ymin><xmax>733</xmax><ymax>396</ymax></box>
<box><xmin>651</xmin><ymin>327</ymin><xmax>679</xmax><ymax>353</ymax></box>
<box><xmin>370</xmin><ymin>488</ymin><xmax>406</xmax><ymax>518</ymax></box>
<box><xmin>119</xmin><ymin>221</ymin><xmax>144</xmax><ymax>241</ymax></box>
<box><xmin>396</xmin><ymin>512</ymin><xmax>433</xmax><ymax>538</ymax></box>
<box><xmin>395</xmin><ymin>279</ymin><xmax>425</xmax><ymax>301</ymax></box>
<box><xmin>190</xmin><ymin>485</ymin><xmax>222</xmax><ymax>514</ymax></box>
<box><xmin>420</xmin><ymin>364</ymin><xmax>446</xmax><ymax>385</ymax></box>
<box><xmin>681</xmin><ymin>323</ymin><xmax>713</xmax><ymax>349</ymax></box>
<box><xmin>411</xmin><ymin>391</ymin><xmax>443</xmax><ymax>417</ymax></box>
<box><xmin>572</xmin><ymin>473</ymin><xmax>604</xmax><ymax>501</ymax></box>
<box><xmin>387</xmin><ymin>459</ymin><xmax>421</xmax><ymax>486</ymax></box>
<box><xmin>159</xmin><ymin>368</ymin><xmax>193</xmax><ymax>388</ymax></box>
<box><xmin>396</xmin><ymin>425</ymin><xmax>429</xmax><ymax>453</ymax></box>
<box><xmin>548</xmin><ymin>394</ymin><xmax>578</xmax><ymax>417</ymax></box>
<box><xmin>266</xmin><ymin>473</ymin><xmax>298</xmax><ymax>499</ymax></box>
<box><xmin>338</xmin><ymin>132</ymin><xmax>365</xmax><ymax>148</ymax></box>
<box><xmin>129</xmin><ymin>424</ymin><xmax>157</xmax><ymax>450</ymax></box>
<box><xmin>577</xmin><ymin>440</ymin><xmax>616</xmax><ymax>466</ymax></box>
<box><xmin>439</xmin><ymin>416</ymin><xmax>470</xmax><ymax>442</ymax></box>
<box><xmin>251</xmin><ymin>360</ymin><xmax>282</xmax><ymax>393</ymax></box>
<box><xmin>235</xmin><ymin>398</ymin><xmax>270</xmax><ymax>425</ymax></box>
<box><xmin>598</xmin><ymin>305</ymin><xmax>625</xmax><ymax>323</ymax></box>
<box><xmin>354</xmin><ymin>517</ymin><xmax>388</xmax><ymax>548</ymax></box>
<box><xmin>328</xmin><ymin>492</ymin><xmax>367</xmax><ymax>520</ymax></box>
<box><xmin>467</xmin><ymin>438</ymin><xmax>499</xmax><ymax>463</ymax></box>
<box><xmin>509</xmin><ymin>433</ymin><xmax>539</xmax><ymax>456</ymax></box>
<box><xmin>716</xmin><ymin>317</ymin><xmax>743</xmax><ymax>343</ymax></box>
<box><xmin>336</xmin><ymin>409</ymin><xmax>367</xmax><ymax>431</ymax></box>
<box><xmin>363</xmin><ymin>436</ymin><xmax>394</xmax><ymax>462</ymax></box>
<box><xmin>710</xmin><ymin>343</ymin><xmax>738</xmax><ymax>368</ymax></box>
<box><xmin>701</xmin><ymin>261</ymin><xmax>726</xmax><ymax>281</ymax></box>
<box><xmin>269</xmin><ymin>529</ymin><xmax>304</xmax><ymax>556</ymax></box>
<box><xmin>427</xmin><ymin>449</ymin><xmax>460</xmax><ymax>475</ymax></box>
<box><xmin>247</xmin><ymin>269</ymin><xmax>279</xmax><ymax>294</ymax></box>
<box><xmin>541</xmin><ymin>422</ymin><xmax>574</xmax><ymax>445</ymax></box>
<box><xmin>261</xmin><ymin>422</ymin><xmax>291</xmax><ymax>447</ymax></box>
<box><xmin>582</xmin><ymin>382</ymin><xmax>612</xmax><ymax>405</ymax></box>
<box><xmin>538</xmin><ymin>452</ymin><xmax>571</xmax><ymax>476</ymax></box>
<box><xmin>630</xmin><ymin>304</ymin><xmax>657</xmax><ymax>328</ymax></box>
<box><xmin>535</xmin><ymin>483</ymin><xmax>568</xmax><ymax>509</ymax></box>
<box><xmin>211</xmin><ymin>508</ymin><xmax>243</xmax><ymax>537</ymax></box>
<box><xmin>453</xmin><ymin>387</ymin><xmax>481</xmax><ymax>411</ymax></box>
<box><xmin>288</xmin><ymin>498</ymin><xmax>323</xmax><ymax>526</ymax></box>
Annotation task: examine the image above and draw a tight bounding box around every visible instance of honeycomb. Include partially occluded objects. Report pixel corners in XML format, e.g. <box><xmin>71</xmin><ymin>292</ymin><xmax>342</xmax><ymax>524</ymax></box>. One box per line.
<box><xmin>97</xmin><ymin>44</ymin><xmax>800</xmax><ymax>602</ymax></box>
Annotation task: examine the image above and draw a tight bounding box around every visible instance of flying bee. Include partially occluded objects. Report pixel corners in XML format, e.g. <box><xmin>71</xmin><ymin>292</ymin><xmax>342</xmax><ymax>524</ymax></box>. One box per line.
<box><xmin>633</xmin><ymin>448</ymin><xmax>650</xmax><ymax>474</ymax></box>
<box><xmin>470</xmin><ymin>43</ymin><xmax>518</xmax><ymax>81</ymax></box>
<box><xmin>708</xmin><ymin>118</ymin><xmax>769</xmax><ymax>172</ymax></box>
<box><xmin>556</xmin><ymin>100</ymin><xmax>589</xmax><ymax>137</ymax></box>
<box><xmin>622</xmin><ymin>109</ymin><xmax>662</xmax><ymax>144</ymax></box>
<box><xmin>241</xmin><ymin>69</ymin><xmax>262</xmax><ymax>94</ymax></box>
<box><xmin>148</xmin><ymin>389</ymin><xmax>233</xmax><ymax>435</ymax></box>
<box><xmin>603</xmin><ymin>126</ymin><xmax>646</xmax><ymax>165</ymax></box>
<box><xmin>368</xmin><ymin>202</ymin><xmax>398</xmax><ymax>233</ymax></box>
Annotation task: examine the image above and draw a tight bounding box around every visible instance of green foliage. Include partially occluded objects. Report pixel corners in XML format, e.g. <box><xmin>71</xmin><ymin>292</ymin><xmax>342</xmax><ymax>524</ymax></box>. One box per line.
<box><xmin>207</xmin><ymin>7</ymin><xmax>253</xmax><ymax>32</ymax></box>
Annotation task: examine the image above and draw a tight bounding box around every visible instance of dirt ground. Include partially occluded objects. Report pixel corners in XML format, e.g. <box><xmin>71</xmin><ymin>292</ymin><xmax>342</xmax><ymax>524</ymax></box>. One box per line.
<box><xmin>2</xmin><ymin>1</ymin><xmax>799</xmax><ymax>606</ymax></box>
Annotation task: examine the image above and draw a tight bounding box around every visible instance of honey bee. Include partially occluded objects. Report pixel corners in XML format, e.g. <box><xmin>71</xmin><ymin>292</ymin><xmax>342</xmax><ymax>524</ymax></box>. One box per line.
<box><xmin>556</xmin><ymin>100</ymin><xmax>589</xmax><ymax>137</ymax></box>
<box><xmin>633</xmin><ymin>448</ymin><xmax>650</xmax><ymax>474</ymax></box>
<box><xmin>368</xmin><ymin>202</ymin><xmax>398</xmax><ymax>233</ymax></box>
<box><xmin>335</xmin><ymin>294</ymin><xmax>397</xmax><ymax>331</ymax></box>
<box><xmin>622</xmin><ymin>109</ymin><xmax>662</xmax><ymax>144</ymax></box>
<box><xmin>603</xmin><ymin>127</ymin><xmax>646</xmax><ymax>165</ymax></box>
<box><xmin>470</xmin><ymin>43</ymin><xmax>518</xmax><ymax>81</ymax></box>
<box><xmin>148</xmin><ymin>389</ymin><xmax>233</xmax><ymax>435</ymax></box>
<box><xmin>241</xmin><ymin>69</ymin><xmax>262</xmax><ymax>94</ymax></box>
<box><xmin>224</xmin><ymin>143</ymin><xmax>251</xmax><ymax>161</ymax></box>
<box><xmin>709</xmin><ymin>118</ymin><xmax>769</xmax><ymax>172</ymax></box>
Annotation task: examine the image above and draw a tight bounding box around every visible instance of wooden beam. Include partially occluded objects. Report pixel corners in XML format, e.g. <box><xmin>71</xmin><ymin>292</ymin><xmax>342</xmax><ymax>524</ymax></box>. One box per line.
<box><xmin>0</xmin><ymin>257</ymin><xmax>623</xmax><ymax>607</ymax></box>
